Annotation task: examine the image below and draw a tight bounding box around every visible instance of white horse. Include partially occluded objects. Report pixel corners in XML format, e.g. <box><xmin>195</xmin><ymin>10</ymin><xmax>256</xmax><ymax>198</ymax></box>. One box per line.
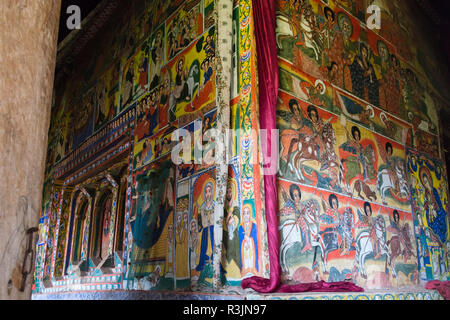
<box><xmin>276</xmin><ymin>8</ymin><xmax>322</xmax><ymax>62</ymax></box>
<box><xmin>355</xmin><ymin>216</ymin><xmax>396</xmax><ymax>279</ymax></box>
<box><xmin>279</xmin><ymin>219</ymin><xmax>302</xmax><ymax>274</ymax></box>
<box><xmin>279</xmin><ymin>201</ymin><xmax>328</xmax><ymax>275</ymax></box>
<box><xmin>298</xmin><ymin>6</ymin><xmax>321</xmax><ymax>62</ymax></box>
<box><xmin>377</xmin><ymin>162</ymin><xmax>409</xmax><ymax>205</ymax></box>
<box><xmin>187</xmin><ymin>64</ymin><xmax>199</xmax><ymax>101</ymax></box>
<box><xmin>276</xmin><ymin>12</ymin><xmax>293</xmax><ymax>49</ymax></box>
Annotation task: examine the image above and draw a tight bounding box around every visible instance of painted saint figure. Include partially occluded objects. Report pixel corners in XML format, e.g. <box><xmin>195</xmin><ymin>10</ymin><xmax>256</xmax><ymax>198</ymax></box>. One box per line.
<box><xmin>387</xmin><ymin>210</ymin><xmax>412</xmax><ymax>262</ymax></box>
<box><xmin>174</xmin><ymin>58</ymin><xmax>191</xmax><ymax>103</ymax></box>
<box><xmin>101</xmin><ymin>195</ymin><xmax>113</xmax><ymax>259</ymax></box>
<box><xmin>238</xmin><ymin>204</ymin><xmax>258</xmax><ymax>276</ymax></box>
<box><xmin>280</xmin><ymin>184</ymin><xmax>311</xmax><ymax>253</ymax></box>
<box><xmin>175</xmin><ymin>211</ymin><xmax>189</xmax><ymax>278</ymax></box>
<box><xmin>420</xmin><ymin>166</ymin><xmax>448</xmax><ymax>245</ymax></box>
<box><xmin>356</xmin><ymin>202</ymin><xmax>381</xmax><ymax>259</ymax></box>
<box><xmin>224</xmin><ymin>182</ymin><xmax>241</xmax><ymax>268</ymax></box>
<box><xmin>340</xmin><ymin>124</ymin><xmax>375</xmax><ymax>190</ymax></box>
<box><xmin>349</xmin><ymin>42</ymin><xmax>380</xmax><ymax>106</ymax></box>
<box><xmin>195</xmin><ymin>182</ymin><xmax>215</xmax><ymax>272</ymax></box>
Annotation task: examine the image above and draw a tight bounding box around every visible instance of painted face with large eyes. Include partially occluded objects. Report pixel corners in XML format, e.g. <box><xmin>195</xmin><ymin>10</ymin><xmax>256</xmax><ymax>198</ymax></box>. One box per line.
<box><xmin>292</xmin><ymin>189</ymin><xmax>301</xmax><ymax>206</ymax></box>
<box><xmin>364</xmin><ymin>203</ymin><xmax>372</xmax><ymax>216</ymax></box>
<box><xmin>205</xmin><ymin>185</ymin><xmax>213</xmax><ymax>202</ymax></box>
<box><xmin>310</xmin><ymin>109</ymin><xmax>319</xmax><ymax>123</ymax></box>
<box><xmin>361</xmin><ymin>46</ymin><xmax>368</xmax><ymax>60</ymax></box>
<box><xmin>178</xmin><ymin>59</ymin><xmax>184</xmax><ymax>72</ymax></box>
<box><xmin>342</xmin><ymin>19</ymin><xmax>351</xmax><ymax>38</ymax></box>
<box><xmin>422</xmin><ymin>174</ymin><xmax>431</xmax><ymax>190</ymax></box>
<box><xmin>243</xmin><ymin>206</ymin><xmax>251</xmax><ymax>226</ymax></box>
<box><xmin>331</xmin><ymin>198</ymin><xmax>338</xmax><ymax>210</ymax></box>
<box><xmin>226</xmin><ymin>186</ymin><xmax>233</xmax><ymax>201</ymax></box>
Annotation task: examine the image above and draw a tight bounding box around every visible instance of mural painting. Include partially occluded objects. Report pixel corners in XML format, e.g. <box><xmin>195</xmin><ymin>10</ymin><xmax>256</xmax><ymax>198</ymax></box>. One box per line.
<box><xmin>71</xmin><ymin>88</ymin><xmax>96</xmax><ymax>150</ymax></box>
<box><xmin>33</xmin><ymin>0</ymin><xmax>450</xmax><ymax>299</ymax></box>
<box><xmin>161</xmin><ymin>28</ymin><xmax>216</xmax><ymax>124</ymax></box>
<box><xmin>120</xmin><ymin>39</ymin><xmax>150</xmax><ymax>112</ymax></box>
<box><xmin>275</xmin><ymin>0</ymin><xmax>440</xmax><ymax>152</ymax></box>
<box><xmin>184</xmin><ymin>168</ymin><xmax>217</xmax><ymax>288</ymax></box>
<box><xmin>407</xmin><ymin>149</ymin><xmax>450</xmax><ymax>281</ymax></box>
<box><xmin>94</xmin><ymin>62</ymin><xmax>121</xmax><ymax>131</ymax></box>
<box><xmin>277</xmin><ymin>90</ymin><xmax>410</xmax><ymax>213</ymax></box>
<box><xmin>165</xmin><ymin>0</ymin><xmax>204</xmax><ymax>62</ymax></box>
<box><xmin>127</xmin><ymin>157</ymin><xmax>176</xmax><ymax>290</ymax></box>
<box><xmin>223</xmin><ymin>164</ymin><xmax>243</xmax><ymax>283</ymax></box>
<box><xmin>278</xmin><ymin>179</ymin><xmax>418</xmax><ymax>288</ymax></box>
<box><xmin>174</xmin><ymin>180</ymin><xmax>190</xmax><ymax>288</ymax></box>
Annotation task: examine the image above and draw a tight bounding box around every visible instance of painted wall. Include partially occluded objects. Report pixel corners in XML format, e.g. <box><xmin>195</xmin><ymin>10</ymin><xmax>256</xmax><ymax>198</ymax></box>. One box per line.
<box><xmin>33</xmin><ymin>0</ymin><xmax>267</xmax><ymax>295</ymax></box>
<box><xmin>276</xmin><ymin>0</ymin><xmax>449</xmax><ymax>289</ymax></box>
<box><xmin>33</xmin><ymin>0</ymin><xmax>450</xmax><ymax>297</ymax></box>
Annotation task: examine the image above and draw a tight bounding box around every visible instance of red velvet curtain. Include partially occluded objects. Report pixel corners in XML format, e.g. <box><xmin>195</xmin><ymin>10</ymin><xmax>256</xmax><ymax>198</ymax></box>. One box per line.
<box><xmin>241</xmin><ymin>0</ymin><xmax>364</xmax><ymax>294</ymax></box>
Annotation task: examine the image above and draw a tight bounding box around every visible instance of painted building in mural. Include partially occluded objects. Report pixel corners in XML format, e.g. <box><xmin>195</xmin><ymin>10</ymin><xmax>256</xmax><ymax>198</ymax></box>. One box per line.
<box><xmin>33</xmin><ymin>0</ymin><xmax>449</xmax><ymax>298</ymax></box>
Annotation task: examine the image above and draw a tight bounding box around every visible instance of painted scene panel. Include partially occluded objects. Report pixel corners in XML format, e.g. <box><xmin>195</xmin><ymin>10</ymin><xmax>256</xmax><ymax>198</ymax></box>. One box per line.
<box><xmin>278</xmin><ymin>179</ymin><xmax>418</xmax><ymax>289</ymax></box>
<box><xmin>407</xmin><ymin>149</ymin><xmax>450</xmax><ymax>281</ymax></box>
<box><xmin>127</xmin><ymin>157</ymin><xmax>175</xmax><ymax>290</ymax></box>
<box><xmin>277</xmin><ymin>90</ymin><xmax>411</xmax><ymax>213</ymax></box>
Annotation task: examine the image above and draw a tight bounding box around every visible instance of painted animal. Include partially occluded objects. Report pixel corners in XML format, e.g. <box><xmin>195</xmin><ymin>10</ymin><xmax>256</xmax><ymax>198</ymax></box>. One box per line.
<box><xmin>354</xmin><ymin>180</ymin><xmax>377</xmax><ymax>201</ymax></box>
<box><xmin>288</xmin><ymin>122</ymin><xmax>339</xmax><ymax>182</ymax></box>
<box><xmin>279</xmin><ymin>219</ymin><xmax>303</xmax><ymax>274</ymax></box>
<box><xmin>355</xmin><ymin>216</ymin><xmax>396</xmax><ymax>279</ymax></box>
<box><xmin>386</xmin><ymin>223</ymin><xmax>415</xmax><ymax>277</ymax></box>
<box><xmin>377</xmin><ymin>161</ymin><xmax>409</xmax><ymax>205</ymax></box>
<box><xmin>186</xmin><ymin>64</ymin><xmax>199</xmax><ymax>101</ymax></box>
<box><xmin>316</xmin><ymin>227</ymin><xmax>340</xmax><ymax>273</ymax></box>
<box><xmin>279</xmin><ymin>201</ymin><xmax>328</xmax><ymax>275</ymax></box>
<box><xmin>275</xmin><ymin>12</ymin><xmax>293</xmax><ymax>49</ymax></box>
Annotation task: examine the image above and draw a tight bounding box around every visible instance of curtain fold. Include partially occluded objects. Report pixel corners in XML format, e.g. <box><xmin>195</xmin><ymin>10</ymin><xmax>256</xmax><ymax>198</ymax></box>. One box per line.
<box><xmin>241</xmin><ymin>0</ymin><xmax>364</xmax><ymax>294</ymax></box>
<box><xmin>240</xmin><ymin>0</ymin><xmax>281</xmax><ymax>293</ymax></box>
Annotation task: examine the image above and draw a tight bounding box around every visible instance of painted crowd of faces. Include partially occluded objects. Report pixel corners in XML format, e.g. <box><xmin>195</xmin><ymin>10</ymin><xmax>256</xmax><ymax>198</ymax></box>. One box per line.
<box><xmin>276</xmin><ymin>0</ymin><xmax>442</xmax><ymax>159</ymax></box>
<box><xmin>407</xmin><ymin>150</ymin><xmax>450</xmax><ymax>281</ymax></box>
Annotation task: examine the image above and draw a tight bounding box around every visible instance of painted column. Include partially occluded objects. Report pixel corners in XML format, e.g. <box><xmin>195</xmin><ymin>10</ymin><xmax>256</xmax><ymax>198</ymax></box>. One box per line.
<box><xmin>0</xmin><ymin>0</ymin><xmax>61</xmax><ymax>299</ymax></box>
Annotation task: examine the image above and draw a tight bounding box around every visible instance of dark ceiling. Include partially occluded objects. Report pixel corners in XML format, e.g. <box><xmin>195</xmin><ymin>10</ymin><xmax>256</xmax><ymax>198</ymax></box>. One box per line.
<box><xmin>57</xmin><ymin>0</ymin><xmax>450</xmax><ymax>61</ymax></box>
<box><xmin>413</xmin><ymin>0</ymin><xmax>450</xmax><ymax>66</ymax></box>
<box><xmin>58</xmin><ymin>0</ymin><xmax>104</xmax><ymax>44</ymax></box>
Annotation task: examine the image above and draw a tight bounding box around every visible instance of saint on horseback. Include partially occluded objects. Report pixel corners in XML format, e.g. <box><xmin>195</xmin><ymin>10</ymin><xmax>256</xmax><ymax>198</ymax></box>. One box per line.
<box><xmin>386</xmin><ymin>210</ymin><xmax>415</xmax><ymax>276</ymax></box>
<box><xmin>279</xmin><ymin>99</ymin><xmax>339</xmax><ymax>182</ymax></box>
<box><xmin>376</xmin><ymin>139</ymin><xmax>409</xmax><ymax>205</ymax></box>
<box><xmin>339</xmin><ymin>119</ymin><xmax>376</xmax><ymax>194</ymax></box>
<box><xmin>278</xmin><ymin>184</ymin><xmax>325</xmax><ymax>277</ymax></box>
<box><xmin>354</xmin><ymin>202</ymin><xmax>395</xmax><ymax>278</ymax></box>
